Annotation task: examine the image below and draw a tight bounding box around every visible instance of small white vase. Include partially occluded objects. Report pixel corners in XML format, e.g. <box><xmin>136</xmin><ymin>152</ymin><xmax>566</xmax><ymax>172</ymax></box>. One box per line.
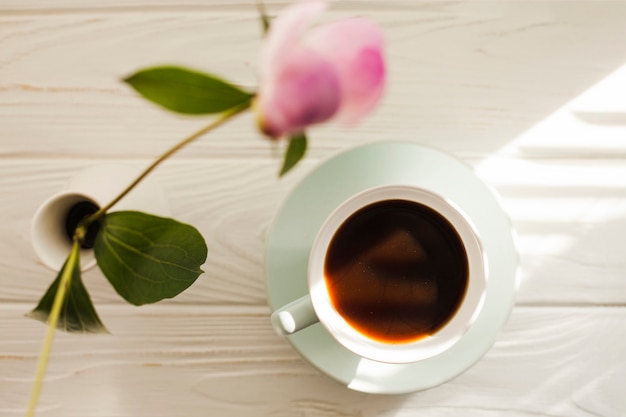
<box><xmin>31</xmin><ymin>164</ymin><xmax>170</xmax><ymax>272</ymax></box>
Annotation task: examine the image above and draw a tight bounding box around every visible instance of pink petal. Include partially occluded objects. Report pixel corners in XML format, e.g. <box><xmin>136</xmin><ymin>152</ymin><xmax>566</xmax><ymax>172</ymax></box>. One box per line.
<box><xmin>260</xmin><ymin>0</ymin><xmax>327</xmax><ymax>78</ymax></box>
<box><xmin>305</xmin><ymin>18</ymin><xmax>386</xmax><ymax>124</ymax></box>
<box><xmin>257</xmin><ymin>47</ymin><xmax>342</xmax><ymax>138</ymax></box>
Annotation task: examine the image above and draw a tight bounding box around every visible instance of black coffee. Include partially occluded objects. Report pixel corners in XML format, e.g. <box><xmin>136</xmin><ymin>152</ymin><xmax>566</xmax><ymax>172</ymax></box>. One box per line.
<box><xmin>324</xmin><ymin>200</ymin><xmax>468</xmax><ymax>344</ymax></box>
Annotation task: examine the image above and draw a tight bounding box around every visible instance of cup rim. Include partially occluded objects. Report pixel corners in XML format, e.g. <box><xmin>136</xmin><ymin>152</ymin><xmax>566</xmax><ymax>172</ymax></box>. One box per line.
<box><xmin>308</xmin><ymin>184</ymin><xmax>488</xmax><ymax>364</ymax></box>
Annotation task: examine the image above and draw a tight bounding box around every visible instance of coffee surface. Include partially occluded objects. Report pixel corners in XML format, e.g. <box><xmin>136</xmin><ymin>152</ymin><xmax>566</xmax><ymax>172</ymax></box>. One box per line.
<box><xmin>324</xmin><ymin>200</ymin><xmax>468</xmax><ymax>343</ymax></box>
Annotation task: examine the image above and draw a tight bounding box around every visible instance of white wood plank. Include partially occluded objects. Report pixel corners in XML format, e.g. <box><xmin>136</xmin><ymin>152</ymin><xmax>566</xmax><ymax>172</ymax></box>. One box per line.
<box><xmin>2</xmin><ymin>3</ymin><xmax>626</xmax><ymax>158</ymax></box>
<box><xmin>0</xmin><ymin>0</ymin><xmax>280</xmax><ymax>9</ymax></box>
<box><xmin>1</xmin><ymin>2</ymin><xmax>625</xmax><ymax>417</ymax></box>
<box><xmin>2</xmin><ymin>156</ymin><xmax>626</xmax><ymax>306</ymax></box>
<box><xmin>1</xmin><ymin>304</ymin><xmax>624</xmax><ymax>417</ymax></box>
<box><xmin>476</xmin><ymin>157</ymin><xmax>626</xmax><ymax>306</ymax></box>
<box><xmin>0</xmin><ymin>158</ymin><xmax>306</xmax><ymax>306</ymax></box>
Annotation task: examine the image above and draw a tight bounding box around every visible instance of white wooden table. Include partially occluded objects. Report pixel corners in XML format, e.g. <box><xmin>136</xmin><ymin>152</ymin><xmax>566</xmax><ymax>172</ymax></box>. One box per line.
<box><xmin>2</xmin><ymin>1</ymin><xmax>626</xmax><ymax>416</ymax></box>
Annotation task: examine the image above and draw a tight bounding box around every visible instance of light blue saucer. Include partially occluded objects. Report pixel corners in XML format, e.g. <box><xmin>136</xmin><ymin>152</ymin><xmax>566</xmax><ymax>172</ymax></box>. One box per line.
<box><xmin>265</xmin><ymin>142</ymin><xmax>519</xmax><ymax>394</ymax></box>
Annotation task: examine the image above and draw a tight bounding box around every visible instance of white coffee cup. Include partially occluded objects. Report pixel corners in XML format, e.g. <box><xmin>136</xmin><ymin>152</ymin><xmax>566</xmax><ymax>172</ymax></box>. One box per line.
<box><xmin>270</xmin><ymin>185</ymin><xmax>487</xmax><ymax>364</ymax></box>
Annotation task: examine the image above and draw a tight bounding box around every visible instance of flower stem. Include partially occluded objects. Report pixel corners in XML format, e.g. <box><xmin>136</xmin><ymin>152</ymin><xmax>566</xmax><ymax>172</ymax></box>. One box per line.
<box><xmin>81</xmin><ymin>100</ymin><xmax>251</xmax><ymax>233</ymax></box>
<box><xmin>25</xmin><ymin>240</ymin><xmax>81</xmax><ymax>417</ymax></box>
<box><xmin>25</xmin><ymin>101</ymin><xmax>251</xmax><ymax>416</ymax></box>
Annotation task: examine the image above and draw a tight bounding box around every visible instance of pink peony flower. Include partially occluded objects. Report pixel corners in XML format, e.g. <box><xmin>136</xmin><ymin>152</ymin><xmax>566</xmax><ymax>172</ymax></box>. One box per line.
<box><xmin>255</xmin><ymin>0</ymin><xmax>386</xmax><ymax>138</ymax></box>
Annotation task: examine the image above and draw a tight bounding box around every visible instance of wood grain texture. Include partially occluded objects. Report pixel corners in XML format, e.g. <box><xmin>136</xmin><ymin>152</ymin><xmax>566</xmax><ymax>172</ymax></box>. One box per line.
<box><xmin>2</xmin><ymin>2</ymin><xmax>626</xmax><ymax>159</ymax></box>
<box><xmin>1</xmin><ymin>304</ymin><xmax>625</xmax><ymax>417</ymax></box>
<box><xmin>2</xmin><ymin>1</ymin><xmax>626</xmax><ymax>416</ymax></box>
<box><xmin>2</xmin><ymin>157</ymin><xmax>626</xmax><ymax>306</ymax></box>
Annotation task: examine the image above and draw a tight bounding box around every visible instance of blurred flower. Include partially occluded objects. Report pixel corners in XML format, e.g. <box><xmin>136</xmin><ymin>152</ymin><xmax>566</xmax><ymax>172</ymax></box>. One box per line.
<box><xmin>255</xmin><ymin>0</ymin><xmax>386</xmax><ymax>138</ymax></box>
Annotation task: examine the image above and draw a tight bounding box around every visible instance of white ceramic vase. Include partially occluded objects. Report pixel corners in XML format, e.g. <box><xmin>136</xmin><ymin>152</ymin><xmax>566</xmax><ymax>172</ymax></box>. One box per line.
<box><xmin>31</xmin><ymin>164</ymin><xmax>170</xmax><ymax>272</ymax></box>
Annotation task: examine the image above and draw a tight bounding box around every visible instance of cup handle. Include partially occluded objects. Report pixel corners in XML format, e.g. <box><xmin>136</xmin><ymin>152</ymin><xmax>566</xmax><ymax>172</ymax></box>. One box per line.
<box><xmin>270</xmin><ymin>295</ymin><xmax>318</xmax><ymax>336</ymax></box>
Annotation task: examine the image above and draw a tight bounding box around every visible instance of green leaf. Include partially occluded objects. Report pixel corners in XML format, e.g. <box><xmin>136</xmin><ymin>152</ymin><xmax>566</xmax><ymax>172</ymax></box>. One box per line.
<box><xmin>94</xmin><ymin>211</ymin><xmax>208</xmax><ymax>306</ymax></box>
<box><xmin>256</xmin><ymin>2</ymin><xmax>271</xmax><ymax>34</ymax></box>
<box><xmin>124</xmin><ymin>66</ymin><xmax>254</xmax><ymax>115</ymax></box>
<box><xmin>27</xmin><ymin>246</ymin><xmax>108</xmax><ymax>333</ymax></box>
<box><xmin>279</xmin><ymin>132</ymin><xmax>307</xmax><ymax>177</ymax></box>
